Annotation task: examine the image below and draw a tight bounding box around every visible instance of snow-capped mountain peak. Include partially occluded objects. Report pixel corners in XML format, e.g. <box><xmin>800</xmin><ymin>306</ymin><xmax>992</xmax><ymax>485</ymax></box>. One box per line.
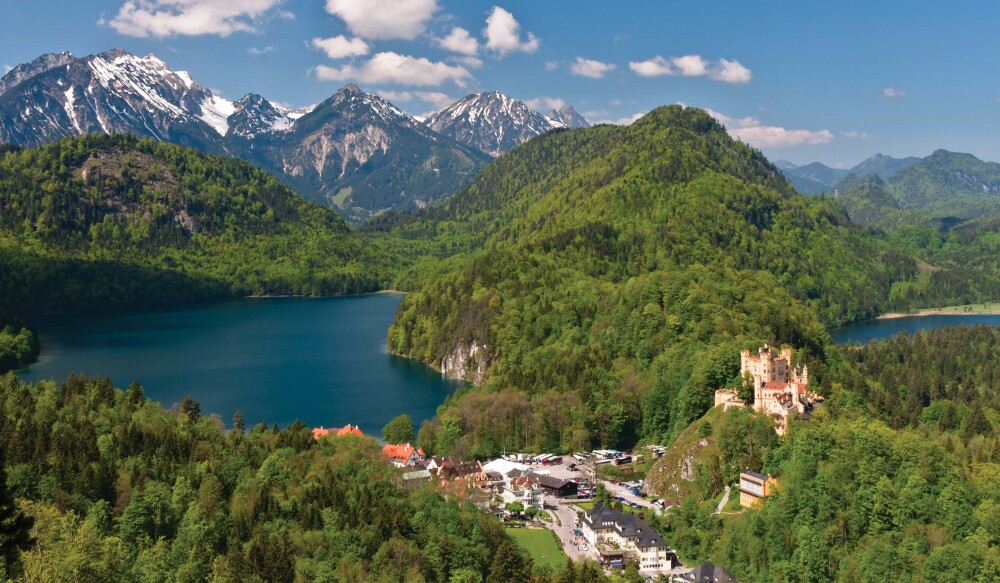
<box><xmin>546</xmin><ymin>104</ymin><xmax>591</xmax><ymax>129</ymax></box>
<box><xmin>425</xmin><ymin>91</ymin><xmax>559</xmax><ymax>157</ymax></box>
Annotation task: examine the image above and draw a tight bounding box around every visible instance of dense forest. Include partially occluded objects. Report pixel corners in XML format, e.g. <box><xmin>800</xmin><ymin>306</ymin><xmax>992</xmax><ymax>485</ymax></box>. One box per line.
<box><xmin>0</xmin><ymin>135</ymin><xmax>404</xmax><ymax>319</ymax></box>
<box><xmin>0</xmin><ymin>373</ymin><xmax>641</xmax><ymax>583</ymax></box>
<box><xmin>658</xmin><ymin>326</ymin><xmax>1000</xmax><ymax>582</ymax></box>
<box><xmin>381</xmin><ymin>106</ymin><xmax>998</xmax><ymax>457</ymax></box>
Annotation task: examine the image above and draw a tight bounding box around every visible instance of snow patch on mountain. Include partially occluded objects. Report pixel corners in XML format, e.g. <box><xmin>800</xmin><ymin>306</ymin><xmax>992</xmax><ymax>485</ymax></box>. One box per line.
<box><xmin>199</xmin><ymin>94</ymin><xmax>235</xmax><ymax>136</ymax></box>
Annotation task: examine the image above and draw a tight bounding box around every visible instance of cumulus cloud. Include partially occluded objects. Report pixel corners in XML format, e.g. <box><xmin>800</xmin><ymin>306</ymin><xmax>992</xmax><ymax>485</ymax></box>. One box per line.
<box><xmin>103</xmin><ymin>0</ymin><xmax>286</xmax><ymax>38</ymax></box>
<box><xmin>310</xmin><ymin>35</ymin><xmax>369</xmax><ymax>59</ymax></box>
<box><xmin>434</xmin><ymin>27</ymin><xmax>478</xmax><ymax>55</ymax></box>
<box><xmin>544</xmin><ymin>61</ymin><xmax>560</xmax><ymax>71</ymax></box>
<box><xmin>570</xmin><ymin>57</ymin><xmax>616</xmax><ymax>79</ymax></box>
<box><xmin>314</xmin><ymin>52</ymin><xmax>472</xmax><ymax>87</ymax></box>
<box><xmin>524</xmin><ymin>96</ymin><xmax>567</xmax><ymax>112</ymax></box>
<box><xmin>594</xmin><ymin>112</ymin><xmax>645</xmax><ymax>126</ymax></box>
<box><xmin>707</xmin><ymin>109</ymin><xmax>834</xmax><ymax>148</ymax></box>
<box><xmin>711</xmin><ymin>58</ymin><xmax>751</xmax><ymax>84</ymax></box>
<box><xmin>628</xmin><ymin>55</ymin><xmax>672</xmax><ymax>77</ymax></box>
<box><xmin>324</xmin><ymin>0</ymin><xmax>437</xmax><ymax>40</ymax></box>
<box><xmin>672</xmin><ymin>55</ymin><xmax>708</xmax><ymax>77</ymax></box>
<box><xmin>484</xmin><ymin>6</ymin><xmax>539</xmax><ymax>56</ymax></box>
<box><xmin>841</xmin><ymin>131</ymin><xmax>871</xmax><ymax>139</ymax></box>
<box><xmin>629</xmin><ymin>54</ymin><xmax>752</xmax><ymax>84</ymax></box>
<box><xmin>377</xmin><ymin>90</ymin><xmax>454</xmax><ymax>110</ymax></box>
<box><xmin>2</xmin><ymin>65</ymin><xmax>12</xmax><ymax>74</ymax></box>
<box><xmin>882</xmin><ymin>87</ymin><xmax>906</xmax><ymax>98</ymax></box>
<box><xmin>247</xmin><ymin>46</ymin><xmax>274</xmax><ymax>56</ymax></box>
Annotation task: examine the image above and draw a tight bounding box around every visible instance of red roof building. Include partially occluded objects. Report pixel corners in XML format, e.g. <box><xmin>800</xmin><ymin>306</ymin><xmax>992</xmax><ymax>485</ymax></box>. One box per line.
<box><xmin>382</xmin><ymin>443</ymin><xmax>426</xmax><ymax>467</ymax></box>
<box><xmin>312</xmin><ymin>424</ymin><xmax>364</xmax><ymax>440</ymax></box>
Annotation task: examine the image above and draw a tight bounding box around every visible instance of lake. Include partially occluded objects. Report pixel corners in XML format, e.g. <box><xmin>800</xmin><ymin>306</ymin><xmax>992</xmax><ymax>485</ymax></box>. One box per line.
<box><xmin>16</xmin><ymin>294</ymin><xmax>465</xmax><ymax>435</ymax></box>
<box><xmin>830</xmin><ymin>313</ymin><xmax>1000</xmax><ymax>344</ymax></box>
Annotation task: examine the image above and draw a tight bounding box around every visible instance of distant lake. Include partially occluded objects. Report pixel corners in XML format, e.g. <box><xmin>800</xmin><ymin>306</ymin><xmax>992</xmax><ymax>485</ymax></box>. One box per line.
<box><xmin>17</xmin><ymin>294</ymin><xmax>465</xmax><ymax>434</ymax></box>
<box><xmin>830</xmin><ymin>314</ymin><xmax>1000</xmax><ymax>344</ymax></box>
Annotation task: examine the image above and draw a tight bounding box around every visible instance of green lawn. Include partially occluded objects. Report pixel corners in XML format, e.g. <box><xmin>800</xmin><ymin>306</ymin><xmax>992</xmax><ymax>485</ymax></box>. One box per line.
<box><xmin>506</xmin><ymin>527</ymin><xmax>567</xmax><ymax>571</ymax></box>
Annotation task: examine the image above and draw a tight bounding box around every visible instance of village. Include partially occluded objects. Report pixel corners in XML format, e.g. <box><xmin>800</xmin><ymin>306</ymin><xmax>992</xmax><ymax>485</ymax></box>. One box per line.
<box><xmin>311</xmin><ymin>345</ymin><xmax>813</xmax><ymax>581</ymax></box>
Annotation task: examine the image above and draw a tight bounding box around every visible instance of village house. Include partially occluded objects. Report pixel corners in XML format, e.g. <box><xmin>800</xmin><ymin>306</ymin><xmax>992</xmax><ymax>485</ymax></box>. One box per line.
<box><xmin>311</xmin><ymin>423</ymin><xmax>363</xmax><ymax>440</ymax></box>
<box><xmin>714</xmin><ymin>345</ymin><xmax>822</xmax><ymax>435</ymax></box>
<box><xmin>580</xmin><ymin>502</ymin><xmax>673</xmax><ymax>572</ymax></box>
<box><xmin>498</xmin><ymin>474</ymin><xmax>545</xmax><ymax>510</ymax></box>
<box><xmin>437</xmin><ymin>458</ymin><xmax>487</xmax><ymax>486</ymax></box>
<box><xmin>738</xmin><ymin>470</ymin><xmax>778</xmax><ymax>509</ymax></box>
<box><xmin>381</xmin><ymin>442</ymin><xmax>425</xmax><ymax>467</ymax></box>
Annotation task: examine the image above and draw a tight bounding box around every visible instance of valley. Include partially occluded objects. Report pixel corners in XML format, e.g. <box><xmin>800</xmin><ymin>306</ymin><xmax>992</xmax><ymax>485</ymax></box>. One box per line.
<box><xmin>1</xmin><ymin>25</ymin><xmax>999</xmax><ymax>581</ymax></box>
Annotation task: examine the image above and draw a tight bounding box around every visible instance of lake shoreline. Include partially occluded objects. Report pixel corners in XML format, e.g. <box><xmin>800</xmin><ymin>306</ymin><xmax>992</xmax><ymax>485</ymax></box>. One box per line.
<box><xmin>877</xmin><ymin>307</ymin><xmax>1000</xmax><ymax>320</ymax></box>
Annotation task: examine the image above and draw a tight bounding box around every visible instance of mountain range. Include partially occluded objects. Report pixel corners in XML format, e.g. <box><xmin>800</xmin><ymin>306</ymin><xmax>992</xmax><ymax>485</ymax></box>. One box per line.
<box><xmin>0</xmin><ymin>49</ymin><xmax>591</xmax><ymax>221</ymax></box>
<box><xmin>777</xmin><ymin>154</ymin><xmax>922</xmax><ymax>194</ymax></box>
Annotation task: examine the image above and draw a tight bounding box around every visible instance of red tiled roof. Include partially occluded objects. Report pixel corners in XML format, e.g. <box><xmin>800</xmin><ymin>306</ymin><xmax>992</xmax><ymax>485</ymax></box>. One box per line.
<box><xmin>382</xmin><ymin>443</ymin><xmax>424</xmax><ymax>462</ymax></box>
<box><xmin>336</xmin><ymin>424</ymin><xmax>364</xmax><ymax>437</ymax></box>
<box><xmin>312</xmin><ymin>427</ymin><xmax>333</xmax><ymax>440</ymax></box>
<box><xmin>313</xmin><ymin>424</ymin><xmax>364</xmax><ymax>440</ymax></box>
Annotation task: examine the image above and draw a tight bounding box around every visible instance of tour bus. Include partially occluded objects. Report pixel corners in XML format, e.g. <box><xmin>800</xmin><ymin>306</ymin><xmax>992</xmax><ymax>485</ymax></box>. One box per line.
<box><xmin>543</xmin><ymin>456</ymin><xmax>563</xmax><ymax>466</ymax></box>
<box><xmin>534</xmin><ymin>454</ymin><xmax>553</xmax><ymax>464</ymax></box>
<box><xmin>572</xmin><ymin>454</ymin><xmax>585</xmax><ymax>463</ymax></box>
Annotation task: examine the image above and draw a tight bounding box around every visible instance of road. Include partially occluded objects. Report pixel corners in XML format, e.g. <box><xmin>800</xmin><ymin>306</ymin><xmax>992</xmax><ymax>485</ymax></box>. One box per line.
<box><xmin>602</xmin><ymin>480</ymin><xmax>658</xmax><ymax>510</ymax></box>
<box><xmin>714</xmin><ymin>485</ymin><xmax>730</xmax><ymax>514</ymax></box>
<box><xmin>549</xmin><ymin>501</ymin><xmax>591</xmax><ymax>561</ymax></box>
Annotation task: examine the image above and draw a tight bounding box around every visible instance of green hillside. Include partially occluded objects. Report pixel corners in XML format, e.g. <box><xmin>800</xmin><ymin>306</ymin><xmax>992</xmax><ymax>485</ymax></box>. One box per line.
<box><xmin>383</xmin><ymin>106</ymin><xmax>951</xmax><ymax>456</ymax></box>
<box><xmin>658</xmin><ymin>326</ymin><xmax>1000</xmax><ymax>582</ymax></box>
<box><xmin>0</xmin><ymin>134</ymin><xmax>402</xmax><ymax>313</ymax></box>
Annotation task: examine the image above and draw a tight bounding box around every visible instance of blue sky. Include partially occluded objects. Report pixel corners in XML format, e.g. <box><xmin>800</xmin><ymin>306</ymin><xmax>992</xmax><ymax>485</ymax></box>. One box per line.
<box><xmin>1</xmin><ymin>0</ymin><xmax>998</xmax><ymax>167</ymax></box>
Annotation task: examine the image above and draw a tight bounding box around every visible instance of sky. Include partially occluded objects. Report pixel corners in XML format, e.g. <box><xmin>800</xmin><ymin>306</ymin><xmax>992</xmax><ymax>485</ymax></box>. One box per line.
<box><xmin>1</xmin><ymin>0</ymin><xmax>998</xmax><ymax>167</ymax></box>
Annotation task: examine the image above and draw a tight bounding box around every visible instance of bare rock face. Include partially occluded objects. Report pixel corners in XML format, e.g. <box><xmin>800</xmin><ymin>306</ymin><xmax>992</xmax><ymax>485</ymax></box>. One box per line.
<box><xmin>425</xmin><ymin>91</ymin><xmax>560</xmax><ymax>157</ymax></box>
<box><xmin>441</xmin><ymin>341</ymin><xmax>491</xmax><ymax>384</ymax></box>
<box><xmin>546</xmin><ymin>104</ymin><xmax>591</xmax><ymax>129</ymax></box>
<box><xmin>0</xmin><ymin>52</ymin><xmax>489</xmax><ymax>222</ymax></box>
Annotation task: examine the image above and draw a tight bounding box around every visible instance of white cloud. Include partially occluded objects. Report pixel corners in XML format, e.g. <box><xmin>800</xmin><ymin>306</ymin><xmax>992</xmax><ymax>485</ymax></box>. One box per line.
<box><xmin>583</xmin><ymin>109</ymin><xmax>607</xmax><ymax>119</ymax></box>
<box><xmin>104</xmin><ymin>0</ymin><xmax>286</xmax><ymax>38</ymax></box>
<box><xmin>525</xmin><ymin>96</ymin><xmax>567</xmax><ymax>113</ymax></box>
<box><xmin>434</xmin><ymin>27</ymin><xmax>478</xmax><ymax>56</ymax></box>
<box><xmin>2</xmin><ymin>65</ymin><xmax>12</xmax><ymax>74</ymax></box>
<box><xmin>672</xmin><ymin>55</ymin><xmax>708</xmax><ymax>77</ymax></box>
<box><xmin>707</xmin><ymin>109</ymin><xmax>834</xmax><ymax>148</ymax></box>
<box><xmin>629</xmin><ymin>55</ymin><xmax>673</xmax><ymax>77</ymax></box>
<box><xmin>609</xmin><ymin>99</ymin><xmax>622</xmax><ymax>107</ymax></box>
<box><xmin>377</xmin><ymin>90</ymin><xmax>454</xmax><ymax>109</ymax></box>
<box><xmin>324</xmin><ymin>0</ymin><xmax>437</xmax><ymax>40</ymax></box>
<box><xmin>544</xmin><ymin>61</ymin><xmax>560</xmax><ymax>71</ymax></box>
<box><xmin>247</xmin><ymin>46</ymin><xmax>274</xmax><ymax>56</ymax></box>
<box><xmin>841</xmin><ymin>131</ymin><xmax>871</xmax><ymax>139</ymax></box>
<box><xmin>595</xmin><ymin>112</ymin><xmax>645</xmax><ymax>126</ymax></box>
<box><xmin>711</xmin><ymin>58</ymin><xmax>751</xmax><ymax>84</ymax></box>
<box><xmin>484</xmin><ymin>6</ymin><xmax>539</xmax><ymax>56</ymax></box>
<box><xmin>452</xmin><ymin>56</ymin><xmax>483</xmax><ymax>69</ymax></box>
<box><xmin>310</xmin><ymin>35</ymin><xmax>369</xmax><ymax>59</ymax></box>
<box><xmin>570</xmin><ymin>57</ymin><xmax>616</xmax><ymax>79</ymax></box>
<box><xmin>882</xmin><ymin>87</ymin><xmax>906</xmax><ymax>98</ymax></box>
<box><xmin>314</xmin><ymin>51</ymin><xmax>472</xmax><ymax>87</ymax></box>
<box><xmin>630</xmin><ymin>54</ymin><xmax>752</xmax><ymax>84</ymax></box>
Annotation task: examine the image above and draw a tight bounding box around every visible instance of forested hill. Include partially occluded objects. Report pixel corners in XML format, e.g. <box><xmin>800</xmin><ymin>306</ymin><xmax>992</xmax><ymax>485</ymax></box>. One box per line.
<box><xmin>384</xmin><ymin>105</ymin><xmax>954</xmax><ymax>456</ymax></box>
<box><xmin>0</xmin><ymin>134</ymin><xmax>394</xmax><ymax>319</ymax></box>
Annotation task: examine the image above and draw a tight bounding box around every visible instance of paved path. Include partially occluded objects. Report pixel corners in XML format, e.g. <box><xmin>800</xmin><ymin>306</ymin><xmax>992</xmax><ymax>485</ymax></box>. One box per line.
<box><xmin>549</xmin><ymin>501</ymin><xmax>591</xmax><ymax>561</ymax></box>
<box><xmin>714</xmin><ymin>485</ymin><xmax>730</xmax><ymax>514</ymax></box>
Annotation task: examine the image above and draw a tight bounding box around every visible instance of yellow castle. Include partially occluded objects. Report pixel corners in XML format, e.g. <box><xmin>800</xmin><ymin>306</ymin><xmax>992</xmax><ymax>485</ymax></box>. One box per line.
<box><xmin>714</xmin><ymin>345</ymin><xmax>821</xmax><ymax>435</ymax></box>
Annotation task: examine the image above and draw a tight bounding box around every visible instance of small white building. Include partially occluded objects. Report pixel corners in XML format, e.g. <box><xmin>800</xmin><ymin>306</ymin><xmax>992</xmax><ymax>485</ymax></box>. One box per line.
<box><xmin>499</xmin><ymin>475</ymin><xmax>545</xmax><ymax>510</ymax></box>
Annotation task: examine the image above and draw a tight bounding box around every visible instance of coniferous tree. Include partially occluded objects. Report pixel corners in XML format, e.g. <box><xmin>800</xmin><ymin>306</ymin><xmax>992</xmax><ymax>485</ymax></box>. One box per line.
<box><xmin>485</xmin><ymin>542</ymin><xmax>531</xmax><ymax>583</ymax></box>
<box><xmin>0</xmin><ymin>447</ymin><xmax>34</xmax><ymax>573</ymax></box>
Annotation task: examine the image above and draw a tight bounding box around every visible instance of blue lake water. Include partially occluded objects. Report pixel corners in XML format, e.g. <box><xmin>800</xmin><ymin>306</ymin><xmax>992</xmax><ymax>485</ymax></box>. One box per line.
<box><xmin>830</xmin><ymin>313</ymin><xmax>1000</xmax><ymax>344</ymax></box>
<box><xmin>16</xmin><ymin>294</ymin><xmax>464</xmax><ymax>434</ymax></box>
